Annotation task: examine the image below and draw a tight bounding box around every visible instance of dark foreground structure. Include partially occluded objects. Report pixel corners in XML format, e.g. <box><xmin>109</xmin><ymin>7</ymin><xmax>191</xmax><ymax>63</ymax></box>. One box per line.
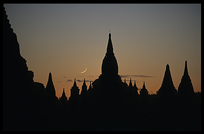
<box><xmin>3</xmin><ymin>7</ymin><xmax>201</xmax><ymax>131</ymax></box>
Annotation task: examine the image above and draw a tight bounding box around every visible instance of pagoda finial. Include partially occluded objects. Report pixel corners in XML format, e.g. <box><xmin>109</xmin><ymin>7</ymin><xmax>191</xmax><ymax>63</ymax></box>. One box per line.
<box><xmin>129</xmin><ymin>78</ymin><xmax>132</xmax><ymax>87</ymax></box>
<box><xmin>73</xmin><ymin>78</ymin><xmax>77</xmax><ymax>86</ymax></box>
<box><xmin>104</xmin><ymin>32</ymin><xmax>114</xmax><ymax>58</ymax></box>
<box><xmin>143</xmin><ymin>81</ymin><xmax>146</xmax><ymax>89</ymax></box>
<box><xmin>81</xmin><ymin>78</ymin><xmax>87</xmax><ymax>95</ymax></box>
<box><xmin>101</xmin><ymin>33</ymin><xmax>118</xmax><ymax>75</ymax></box>
<box><xmin>49</xmin><ymin>72</ymin><xmax>52</xmax><ymax>80</ymax></box>
<box><xmin>184</xmin><ymin>60</ymin><xmax>189</xmax><ymax>76</ymax></box>
<box><xmin>82</xmin><ymin>78</ymin><xmax>87</xmax><ymax>88</ymax></box>
<box><xmin>109</xmin><ymin>30</ymin><xmax>111</xmax><ymax>36</ymax></box>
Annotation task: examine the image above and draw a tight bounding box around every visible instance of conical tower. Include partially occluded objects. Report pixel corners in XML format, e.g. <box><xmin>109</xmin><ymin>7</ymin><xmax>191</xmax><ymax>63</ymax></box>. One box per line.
<box><xmin>157</xmin><ymin>64</ymin><xmax>177</xmax><ymax>98</ymax></box>
<box><xmin>178</xmin><ymin>61</ymin><xmax>194</xmax><ymax>97</ymax></box>
<box><xmin>133</xmin><ymin>80</ymin><xmax>138</xmax><ymax>92</ymax></box>
<box><xmin>101</xmin><ymin>33</ymin><xmax>118</xmax><ymax>77</ymax></box>
<box><xmin>88</xmin><ymin>81</ymin><xmax>93</xmax><ymax>91</ymax></box>
<box><xmin>80</xmin><ymin>79</ymin><xmax>88</xmax><ymax>112</ymax></box>
<box><xmin>133</xmin><ymin>80</ymin><xmax>139</xmax><ymax>97</ymax></box>
<box><xmin>45</xmin><ymin>72</ymin><xmax>56</xmax><ymax>98</ymax></box>
<box><xmin>92</xmin><ymin>33</ymin><xmax>122</xmax><ymax>91</ymax></box>
<box><xmin>140</xmin><ymin>81</ymin><xmax>148</xmax><ymax>96</ymax></box>
<box><xmin>70</xmin><ymin>78</ymin><xmax>80</xmax><ymax>99</ymax></box>
<box><xmin>91</xmin><ymin>33</ymin><xmax>124</xmax><ymax>110</ymax></box>
<box><xmin>59</xmin><ymin>88</ymin><xmax>67</xmax><ymax>102</ymax></box>
<box><xmin>124</xmin><ymin>79</ymin><xmax>128</xmax><ymax>87</ymax></box>
<box><xmin>81</xmin><ymin>78</ymin><xmax>87</xmax><ymax>96</ymax></box>
<box><xmin>129</xmin><ymin>78</ymin><xmax>133</xmax><ymax>87</ymax></box>
<box><xmin>128</xmin><ymin>78</ymin><xmax>134</xmax><ymax>94</ymax></box>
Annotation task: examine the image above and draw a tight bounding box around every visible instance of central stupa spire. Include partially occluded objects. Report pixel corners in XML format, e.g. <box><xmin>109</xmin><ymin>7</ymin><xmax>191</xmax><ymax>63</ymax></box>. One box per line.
<box><xmin>102</xmin><ymin>33</ymin><xmax>118</xmax><ymax>76</ymax></box>
<box><xmin>106</xmin><ymin>33</ymin><xmax>114</xmax><ymax>56</ymax></box>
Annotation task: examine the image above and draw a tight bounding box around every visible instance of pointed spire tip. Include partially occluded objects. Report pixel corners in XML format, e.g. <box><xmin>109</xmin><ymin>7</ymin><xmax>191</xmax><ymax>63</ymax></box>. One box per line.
<box><xmin>109</xmin><ymin>32</ymin><xmax>111</xmax><ymax>39</ymax></box>
<box><xmin>184</xmin><ymin>60</ymin><xmax>189</xmax><ymax>76</ymax></box>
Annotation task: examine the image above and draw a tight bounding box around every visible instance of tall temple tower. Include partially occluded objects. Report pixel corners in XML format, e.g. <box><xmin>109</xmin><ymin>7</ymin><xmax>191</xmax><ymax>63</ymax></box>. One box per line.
<box><xmin>45</xmin><ymin>72</ymin><xmax>58</xmax><ymax>102</ymax></box>
<box><xmin>81</xmin><ymin>78</ymin><xmax>87</xmax><ymax>96</ymax></box>
<box><xmin>69</xmin><ymin>79</ymin><xmax>80</xmax><ymax>112</ymax></box>
<box><xmin>59</xmin><ymin>88</ymin><xmax>68</xmax><ymax>102</ymax></box>
<box><xmin>157</xmin><ymin>64</ymin><xmax>177</xmax><ymax>99</ymax></box>
<box><xmin>70</xmin><ymin>79</ymin><xmax>80</xmax><ymax>99</ymax></box>
<box><xmin>46</xmin><ymin>73</ymin><xmax>56</xmax><ymax>96</ymax></box>
<box><xmin>92</xmin><ymin>33</ymin><xmax>123</xmax><ymax>92</ymax></box>
<box><xmin>178</xmin><ymin>61</ymin><xmax>194</xmax><ymax>98</ymax></box>
<box><xmin>140</xmin><ymin>81</ymin><xmax>148</xmax><ymax>97</ymax></box>
<box><xmin>101</xmin><ymin>33</ymin><xmax>118</xmax><ymax>77</ymax></box>
<box><xmin>91</xmin><ymin>33</ymin><xmax>124</xmax><ymax>108</ymax></box>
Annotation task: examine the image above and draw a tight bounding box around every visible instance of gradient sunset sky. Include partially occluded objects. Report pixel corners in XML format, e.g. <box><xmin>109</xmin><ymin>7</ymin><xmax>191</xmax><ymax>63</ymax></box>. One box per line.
<box><xmin>4</xmin><ymin>4</ymin><xmax>201</xmax><ymax>98</ymax></box>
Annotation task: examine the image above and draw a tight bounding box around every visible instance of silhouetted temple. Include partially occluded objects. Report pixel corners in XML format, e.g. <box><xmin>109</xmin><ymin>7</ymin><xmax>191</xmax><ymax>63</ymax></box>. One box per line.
<box><xmin>178</xmin><ymin>61</ymin><xmax>194</xmax><ymax>98</ymax></box>
<box><xmin>91</xmin><ymin>33</ymin><xmax>125</xmax><ymax>108</ymax></box>
<box><xmin>157</xmin><ymin>64</ymin><xmax>177</xmax><ymax>99</ymax></box>
<box><xmin>127</xmin><ymin>78</ymin><xmax>139</xmax><ymax>102</ymax></box>
<box><xmin>59</xmin><ymin>88</ymin><xmax>68</xmax><ymax>102</ymax></box>
<box><xmin>80</xmin><ymin>78</ymin><xmax>88</xmax><ymax>110</ymax></box>
<box><xmin>3</xmin><ymin>6</ymin><xmax>200</xmax><ymax>131</ymax></box>
<box><xmin>45</xmin><ymin>72</ymin><xmax>58</xmax><ymax>102</ymax></box>
<box><xmin>128</xmin><ymin>78</ymin><xmax>133</xmax><ymax>91</ymax></box>
<box><xmin>133</xmin><ymin>80</ymin><xmax>138</xmax><ymax>94</ymax></box>
<box><xmin>81</xmin><ymin>78</ymin><xmax>88</xmax><ymax>97</ymax></box>
<box><xmin>102</xmin><ymin>33</ymin><xmax>118</xmax><ymax>76</ymax></box>
<box><xmin>69</xmin><ymin>78</ymin><xmax>80</xmax><ymax>115</ymax></box>
<box><xmin>87</xmin><ymin>81</ymin><xmax>93</xmax><ymax>93</ymax></box>
<box><xmin>140</xmin><ymin>81</ymin><xmax>148</xmax><ymax>97</ymax></box>
<box><xmin>3</xmin><ymin>6</ymin><xmax>34</xmax><ymax>130</ymax></box>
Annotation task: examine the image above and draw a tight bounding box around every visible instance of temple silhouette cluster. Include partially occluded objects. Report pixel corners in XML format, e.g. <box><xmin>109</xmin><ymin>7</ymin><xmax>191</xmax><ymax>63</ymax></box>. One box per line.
<box><xmin>3</xmin><ymin>7</ymin><xmax>201</xmax><ymax>131</ymax></box>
